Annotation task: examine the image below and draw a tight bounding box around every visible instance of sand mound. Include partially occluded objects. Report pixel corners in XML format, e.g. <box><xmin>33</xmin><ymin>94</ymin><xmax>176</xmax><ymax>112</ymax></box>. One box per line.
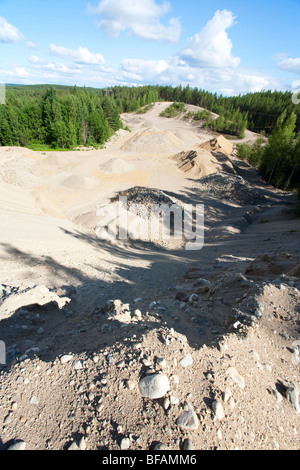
<box><xmin>170</xmin><ymin>149</ymin><xmax>223</xmax><ymax>178</ymax></box>
<box><xmin>120</xmin><ymin>129</ymin><xmax>185</xmax><ymax>154</ymax></box>
<box><xmin>43</xmin><ymin>154</ymin><xmax>61</xmax><ymax>166</ymax></box>
<box><xmin>245</xmin><ymin>254</ymin><xmax>298</xmax><ymax>279</ymax></box>
<box><xmin>199</xmin><ymin>135</ymin><xmax>233</xmax><ymax>156</ymax></box>
<box><xmin>99</xmin><ymin>158</ymin><xmax>135</xmax><ymax>174</ymax></box>
<box><xmin>61</xmin><ymin>174</ymin><xmax>98</xmax><ymax>190</ymax></box>
<box><xmin>0</xmin><ymin>146</ymin><xmax>35</xmax><ymax>156</ymax></box>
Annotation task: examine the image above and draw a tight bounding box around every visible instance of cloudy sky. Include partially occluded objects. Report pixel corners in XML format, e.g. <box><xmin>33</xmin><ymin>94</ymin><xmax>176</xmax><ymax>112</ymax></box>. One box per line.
<box><xmin>0</xmin><ymin>0</ymin><xmax>300</xmax><ymax>95</ymax></box>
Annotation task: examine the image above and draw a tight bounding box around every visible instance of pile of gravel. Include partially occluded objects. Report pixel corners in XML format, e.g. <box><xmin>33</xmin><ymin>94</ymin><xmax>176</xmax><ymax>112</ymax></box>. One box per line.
<box><xmin>196</xmin><ymin>172</ymin><xmax>267</xmax><ymax>205</ymax></box>
<box><xmin>111</xmin><ymin>186</ymin><xmax>181</xmax><ymax>219</ymax></box>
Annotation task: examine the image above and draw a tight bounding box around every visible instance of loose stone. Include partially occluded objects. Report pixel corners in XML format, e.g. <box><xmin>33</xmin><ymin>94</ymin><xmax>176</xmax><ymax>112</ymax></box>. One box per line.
<box><xmin>139</xmin><ymin>374</ymin><xmax>170</xmax><ymax>399</ymax></box>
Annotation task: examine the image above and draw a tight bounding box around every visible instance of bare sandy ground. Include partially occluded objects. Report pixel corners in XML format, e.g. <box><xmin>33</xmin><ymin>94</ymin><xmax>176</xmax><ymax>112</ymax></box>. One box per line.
<box><xmin>0</xmin><ymin>102</ymin><xmax>299</xmax><ymax>451</ymax></box>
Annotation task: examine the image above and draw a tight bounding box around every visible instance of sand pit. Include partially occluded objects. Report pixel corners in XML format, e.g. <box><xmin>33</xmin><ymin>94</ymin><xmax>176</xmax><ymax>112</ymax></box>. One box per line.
<box><xmin>1</xmin><ymin>103</ymin><xmax>300</xmax><ymax>451</ymax></box>
<box><xmin>99</xmin><ymin>158</ymin><xmax>135</xmax><ymax>174</ymax></box>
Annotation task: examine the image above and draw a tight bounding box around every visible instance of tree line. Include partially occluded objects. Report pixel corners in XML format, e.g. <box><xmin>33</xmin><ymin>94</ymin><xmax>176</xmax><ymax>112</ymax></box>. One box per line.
<box><xmin>237</xmin><ymin>111</ymin><xmax>300</xmax><ymax>191</ymax></box>
<box><xmin>1</xmin><ymin>83</ymin><xmax>299</xmax><ymax>149</ymax></box>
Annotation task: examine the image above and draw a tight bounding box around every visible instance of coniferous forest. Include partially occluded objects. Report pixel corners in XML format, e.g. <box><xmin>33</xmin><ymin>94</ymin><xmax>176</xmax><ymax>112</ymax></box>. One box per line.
<box><xmin>0</xmin><ymin>83</ymin><xmax>300</xmax><ymax>192</ymax></box>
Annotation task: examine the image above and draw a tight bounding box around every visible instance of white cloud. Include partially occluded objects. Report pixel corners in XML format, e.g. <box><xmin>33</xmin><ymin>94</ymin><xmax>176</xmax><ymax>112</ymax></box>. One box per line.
<box><xmin>43</xmin><ymin>62</ymin><xmax>83</xmax><ymax>75</ymax></box>
<box><xmin>49</xmin><ymin>44</ymin><xmax>105</xmax><ymax>65</ymax></box>
<box><xmin>118</xmin><ymin>10</ymin><xmax>275</xmax><ymax>95</ymax></box>
<box><xmin>27</xmin><ymin>40</ymin><xmax>38</xmax><ymax>49</ymax></box>
<box><xmin>180</xmin><ymin>10</ymin><xmax>240</xmax><ymax>69</ymax></box>
<box><xmin>121</xmin><ymin>58</ymin><xmax>169</xmax><ymax>80</ymax></box>
<box><xmin>119</xmin><ymin>51</ymin><xmax>276</xmax><ymax>95</ymax></box>
<box><xmin>29</xmin><ymin>55</ymin><xmax>44</xmax><ymax>64</ymax></box>
<box><xmin>271</xmin><ymin>52</ymin><xmax>288</xmax><ymax>61</ymax></box>
<box><xmin>87</xmin><ymin>0</ymin><xmax>181</xmax><ymax>42</ymax></box>
<box><xmin>14</xmin><ymin>67</ymin><xmax>30</xmax><ymax>78</ymax></box>
<box><xmin>0</xmin><ymin>16</ymin><xmax>24</xmax><ymax>43</ymax></box>
<box><xmin>277</xmin><ymin>58</ymin><xmax>300</xmax><ymax>76</ymax></box>
<box><xmin>0</xmin><ymin>66</ymin><xmax>30</xmax><ymax>79</ymax></box>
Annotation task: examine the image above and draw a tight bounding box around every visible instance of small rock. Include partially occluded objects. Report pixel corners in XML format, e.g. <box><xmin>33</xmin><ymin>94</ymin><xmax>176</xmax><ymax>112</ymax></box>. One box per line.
<box><xmin>228</xmin><ymin>396</ymin><xmax>236</xmax><ymax>409</ymax></box>
<box><xmin>60</xmin><ymin>355</ymin><xmax>74</xmax><ymax>365</ymax></box>
<box><xmin>68</xmin><ymin>441</ymin><xmax>80</xmax><ymax>451</ymax></box>
<box><xmin>125</xmin><ymin>380</ymin><xmax>136</xmax><ymax>390</ymax></box>
<box><xmin>170</xmin><ymin>395</ymin><xmax>179</xmax><ymax>405</ymax></box>
<box><xmin>154</xmin><ymin>443</ymin><xmax>169</xmax><ymax>450</ymax></box>
<box><xmin>183</xmin><ymin>438</ymin><xmax>195</xmax><ymax>450</ymax></box>
<box><xmin>120</xmin><ymin>437</ymin><xmax>130</xmax><ymax>450</ymax></box>
<box><xmin>180</xmin><ymin>354</ymin><xmax>193</xmax><ymax>368</ymax></box>
<box><xmin>212</xmin><ymin>400</ymin><xmax>225</xmax><ymax>420</ymax></box>
<box><xmin>227</xmin><ymin>367</ymin><xmax>245</xmax><ymax>390</ymax></box>
<box><xmin>283</xmin><ymin>381</ymin><xmax>300</xmax><ymax>413</ymax></box>
<box><xmin>195</xmin><ymin>279</ymin><xmax>211</xmax><ymax>294</ymax></box>
<box><xmin>189</xmin><ymin>294</ymin><xmax>200</xmax><ymax>304</ymax></box>
<box><xmin>162</xmin><ymin>397</ymin><xmax>170</xmax><ymax>410</ymax></box>
<box><xmin>223</xmin><ymin>388</ymin><xmax>232</xmax><ymax>403</ymax></box>
<box><xmin>177</xmin><ymin>406</ymin><xmax>199</xmax><ymax>430</ymax></box>
<box><xmin>8</xmin><ymin>441</ymin><xmax>26</xmax><ymax>451</ymax></box>
<box><xmin>73</xmin><ymin>360</ymin><xmax>84</xmax><ymax>370</ymax></box>
<box><xmin>139</xmin><ymin>374</ymin><xmax>170</xmax><ymax>399</ymax></box>
<box><xmin>79</xmin><ymin>437</ymin><xmax>87</xmax><ymax>450</ymax></box>
<box><xmin>29</xmin><ymin>395</ymin><xmax>39</xmax><ymax>406</ymax></box>
<box><xmin>134</xmin><ymin>309</ymin><xmax>142</xmax><ymax>320</ymax></box>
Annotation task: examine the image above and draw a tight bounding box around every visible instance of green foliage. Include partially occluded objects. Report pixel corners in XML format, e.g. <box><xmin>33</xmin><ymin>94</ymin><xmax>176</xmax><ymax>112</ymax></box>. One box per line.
<box><xmin>136</xmin><ymin>103</ymin><xmax>154</xmax><ymax>114</ymax></box>
<box><xmin>237</xmin><ymin>112</ymin><xmax>300</xmax><ymax>191</ymax></box>
<box><xmin>208</xmin><ymin>108</ymin><xmax>248</xmax><ymax>138</ymax></box>
<box><xmin>160</xmin><ymin>102</ymin><xmax>186</xmax><ymax>118</ymax></box>
<box><xmin>236</xmin><ymin>137</ymin><xmax>265</xmax><ymax>167</ymax></box>
<box><xmin>0</xmin><ymin>85</ymin><xmax>123</xmax><ymax>149</ymax></box>
<box><xmin>193</xmin><ymin>109</ymin><xmax>212</xmax><ymax>121</ymax></box>
<box><xmin>259</xmin><ymin>111</ymin><xmax>298</xmax><ymax>187</ymax></box>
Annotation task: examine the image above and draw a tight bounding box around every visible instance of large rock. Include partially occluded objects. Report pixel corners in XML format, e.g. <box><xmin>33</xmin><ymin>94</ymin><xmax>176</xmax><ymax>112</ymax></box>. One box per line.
<box><xmin>139</xmin><ymin>374</ymin><xmax>170</xmax><ymax>399</ymax></box>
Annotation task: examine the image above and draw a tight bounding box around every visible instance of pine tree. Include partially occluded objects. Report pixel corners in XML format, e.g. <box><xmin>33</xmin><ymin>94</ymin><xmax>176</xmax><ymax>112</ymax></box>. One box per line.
<box><xmin>260</xmin><ymin>111</ymin><xmax>297</xmax><ymax>186</ymax></box>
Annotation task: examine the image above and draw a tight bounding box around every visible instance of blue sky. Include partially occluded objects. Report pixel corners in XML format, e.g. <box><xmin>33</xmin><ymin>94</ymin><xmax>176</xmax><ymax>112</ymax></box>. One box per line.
<box><xmin>0</xmin><ymin>0</ymin><xmax>300</xmax><ymax>95</ymax></box>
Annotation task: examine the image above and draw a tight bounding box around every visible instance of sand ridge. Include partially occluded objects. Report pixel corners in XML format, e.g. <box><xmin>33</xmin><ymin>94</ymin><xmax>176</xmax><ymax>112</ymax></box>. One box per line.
<box><xmin>0</xmin><ymin>102</ymin><xmax>299</xmax><ymax>451</ymax></box>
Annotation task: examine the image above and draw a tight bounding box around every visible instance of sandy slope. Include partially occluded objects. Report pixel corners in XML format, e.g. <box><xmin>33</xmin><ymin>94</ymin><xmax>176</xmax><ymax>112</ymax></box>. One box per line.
<box><xmin>0</xmin><ymin>102</ymin><xmax>299</xmax><ymax>451</ymax></box>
